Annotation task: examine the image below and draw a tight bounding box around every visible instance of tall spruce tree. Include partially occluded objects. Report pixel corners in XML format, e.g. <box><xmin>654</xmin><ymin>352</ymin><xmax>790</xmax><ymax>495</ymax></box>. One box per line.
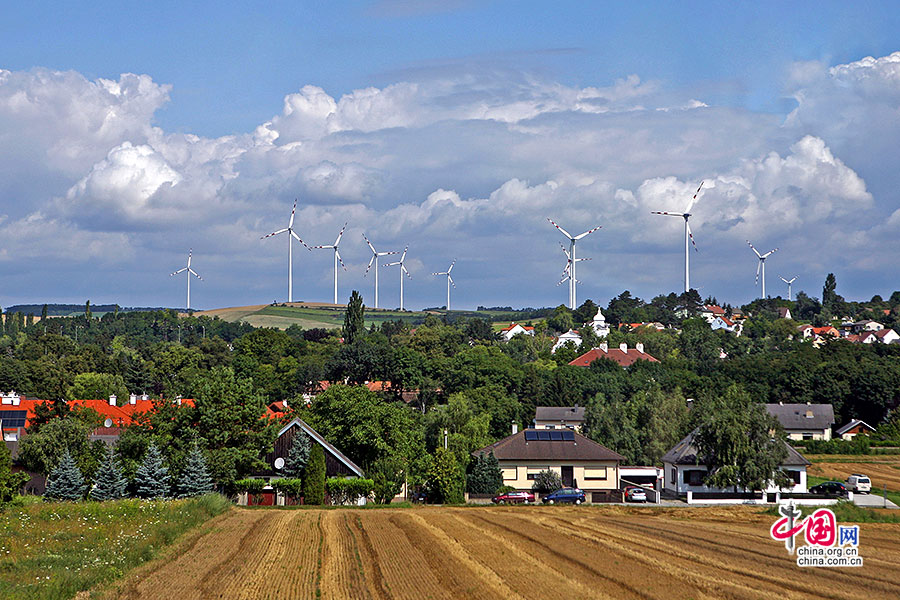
<box><xmin>302</xmin><ymin>444</ymin><xmax>326</xmax><ymax>504</ymax></box>
<box><xmin>175</xmin><ymin>444</ymin><xmax>214</xmax><ymax>498</ymax></box>
<box><xmin>44</xmin><ymin>449</ymin><xmax>87</xmax><ymax>501</ymax></box>
<box><xmin>135</xmin><ymin>444</ymin><xmax>170</xmax><ymax>499</ymax></box>
<box><xmin>90</xmin><ymin>445</ymin><xmax>128</xmax><ymax>501</ymax></box>
<box><xmin>343</xmin><ymin>291</ymin><xmax>365</xmax><ymax>344</ymax></box>
<box><xmin>467</xmin><ymin>451</ymin><xmax>503</xmax><ymax>494</ymax></box>
<box><xmin>284</xmin><ymin>428</ymin><xmax>311</xmax><ymax>478</ymax></box>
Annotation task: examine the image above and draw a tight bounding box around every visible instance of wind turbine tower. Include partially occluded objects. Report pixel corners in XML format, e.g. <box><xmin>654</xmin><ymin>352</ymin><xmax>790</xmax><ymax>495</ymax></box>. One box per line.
<box><xmin>548</xmin><ymin>218</ymin><xmax>600</xmax><ymax>310</ymax></box>
<box><xmin>312</xmin><ymin>223</ymin><xmax>348</xmax><ymax>304</ymax></box>
<box><xmin>432</xmin><ymin>261</ymin><xmax>456</xmax><ymax>310</ymax></box>
<box><xmin>385</xmin><ymin>246</ymin><xmax>411</xmax><ymax>311</ymax></box>
<box><xmin>651</xmin><ymin>182</ymin><xmax>703</xmax><ymax>293</ymax></box>
<box><xmin>363</xmin><ymin>234</ymin><xmax>398</xmax><ymax>309</ymax></box>
<box><xmin>780</xmin><ymin>276</ymin><xmax>797</xmax><ymax>301</ymax></box>
<box><xmin>748</xmin><ymin>241</ymin><xmax>778</xmax><ymax>299</ymax></box>
<box><xmin>170</xmin><ymin>249</ymin><xmax>202</xmax><ymax>310</ymax></box>
<box><xmin>261</xmin><ymin>199</ymin><xmax>310</xmax><ymax>303</ymax></box>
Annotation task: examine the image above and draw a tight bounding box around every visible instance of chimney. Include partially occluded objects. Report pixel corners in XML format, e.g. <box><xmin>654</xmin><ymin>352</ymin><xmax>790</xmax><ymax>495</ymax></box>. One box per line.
<box><xmin>109</xmin><ymin>394</ymin><xmax>117</xmax><ymax>406</ymax></box>
<box><xmin>619</xmin><ymin>343</ymin><xmax>628</xmax><ymax>353</ymax></box>
<box><xmin>141</xmin><ymin>394</ymin><xmax>149</xmax><ymax>401</ymax></box>
<box><xmin>176</xmin><ymin>395</ymin><xmax>182</xmax><ymax>406</ymax></box>
<box><xmin>636</xmin><ymin>342</ymin><xmax>644</xmax><ymax>354</ymax></box>
<box><xmin>11</xmin><ymin>394</ymin><xmax>20</xmax><ymax>407</ymax></box>
<box><xmin>129</xmin><ymin>393</ymin><xmax>137</xmax><ymax>405</ymax></box>
<box><xmin>512</xmin><ymin>421</ymin><xmax>518</xmax><ymax>435</ymax></box>
<box><xmin>599</xmin><ymin>342</ymin><xmax>608</xmax><ymax>352</ymax></box>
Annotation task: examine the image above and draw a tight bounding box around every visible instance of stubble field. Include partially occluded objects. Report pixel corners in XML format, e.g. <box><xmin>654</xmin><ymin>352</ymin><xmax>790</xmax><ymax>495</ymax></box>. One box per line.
<box><xmin>104</xmin><ymin>505</ymin><xmax>900</xmax><ymax>600</ymax></box>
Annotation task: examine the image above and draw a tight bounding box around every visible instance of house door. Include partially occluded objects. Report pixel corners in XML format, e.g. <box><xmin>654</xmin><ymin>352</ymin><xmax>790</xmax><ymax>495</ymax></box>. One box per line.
<box><xmin>561</xmin><ymin>466</ymin><xmax>574</xmax><ymax>487</ymax></box>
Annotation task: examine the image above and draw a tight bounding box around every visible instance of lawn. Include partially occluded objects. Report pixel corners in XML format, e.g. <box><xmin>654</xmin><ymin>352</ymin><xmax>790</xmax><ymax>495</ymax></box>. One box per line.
<box><xmin>0</xmin><ymin>494</ymin><xmax>230</xmax><ymax>600</ymax></box>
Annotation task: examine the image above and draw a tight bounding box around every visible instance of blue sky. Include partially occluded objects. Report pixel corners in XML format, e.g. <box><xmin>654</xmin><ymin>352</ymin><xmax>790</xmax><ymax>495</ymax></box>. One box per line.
<box><xmin>2</xmin><ymin>2</ymin><xmax>900</xmax><ymax>310</ymax></box>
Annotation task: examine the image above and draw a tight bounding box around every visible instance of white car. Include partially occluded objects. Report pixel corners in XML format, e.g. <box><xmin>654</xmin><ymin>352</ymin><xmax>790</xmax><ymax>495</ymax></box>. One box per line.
<box><xmin>847</xmin><ymin>474</ymin><xmax>871</xmax><ymax>494</ymax></box>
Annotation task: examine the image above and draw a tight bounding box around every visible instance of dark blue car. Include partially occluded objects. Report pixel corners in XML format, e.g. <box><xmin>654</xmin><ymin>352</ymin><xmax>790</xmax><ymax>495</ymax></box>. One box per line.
<box><xmin>542</xmin><ymin>487</ymin><xmax>586</xmax><ymax>504</ymax></box>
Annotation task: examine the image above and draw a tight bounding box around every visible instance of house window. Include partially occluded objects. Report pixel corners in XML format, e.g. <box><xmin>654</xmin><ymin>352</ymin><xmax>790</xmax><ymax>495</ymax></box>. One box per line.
<box><xmin>525</xmin><ymin>467</ymin><xmax>549</xmax><ymax>480</ymax></box>
<box><xmin>501</xmin><ymin>468</ymin><xmax>517</xmax><ymax>481</ymax></box>
<box><xmin>802</xmin><ymin>433</ymin><xmax>813</xmax><ymax>441</ymax></box>
<box><xmin>685</xmin><ymin>470</ymin><xmax>705</xmax><ymax>486</ymax></box>
<box><xmin>670</xmin><ymin>468</ymin><xmax>676</xmax><ymax>484</ymax></box>
<box><xmin>584</xmin><ymin>468</ymin><xmax>607</xmax><ymax>480</ymax></box>
<box><xmin>782</xmin><ymin>470</ymin><xmax>802</xmax><ymax>485</ymax></box>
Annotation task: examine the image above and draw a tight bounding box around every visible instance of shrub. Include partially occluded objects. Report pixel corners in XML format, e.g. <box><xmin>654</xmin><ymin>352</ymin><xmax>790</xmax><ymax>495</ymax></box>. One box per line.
<box><xmin>531</xmin><ymin>469</ymin><xmax>562</xmax><ymax>494</ymax></box>
<box><xmin>0</xmin><ymin>439</ymin><xmax>29</xmax><ymax>503</ymax></box>
<box><xmin>326</xmin><ymin>477</ymin><xmax>375</xmax><ymax>505</ymax></box>
<box><xmin>302</xmin><ymin>444</ymin><xmax>326</xmax><ymax>505</ymax></box>
<box><xmin>370</xmin><ymin>456</ymin><xmax>404</xmax><ymax>504</ymax></box>
<box><xmin>426</xmin><ymin>447</ymin><xmax>465</xmax><ymax>504</ymax></box>
<box><xmin>272</xmin><ymin>478</ymin><xmax>303</xmax><ymax>502</ymax></box>
<box><xmin>234</xmin><ymin>478</ymin><xmax>265</xmax><ymax>493</ymax></box>
<box><xmin>805</xmin><ymin>437</ymin><xmax>870</xmax><ymax>455</ymax></box>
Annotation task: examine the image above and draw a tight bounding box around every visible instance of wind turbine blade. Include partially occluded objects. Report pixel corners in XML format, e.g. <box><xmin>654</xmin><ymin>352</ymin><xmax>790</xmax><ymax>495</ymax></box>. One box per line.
<box><xmin>447</xmin><ymin>261</ymin><xmax>455</xmax><ymax>273</ymax></box>
<box><xmin>747</xmin><ymin>240</ymin><xmax>762</xmax><ymax>258</ymax></box>
<box><xmin>379</xmin><ymin>250</ymin><xmax>399</xmax><ymax>257</ymax></box>
<box><xmin>363</xmin><ymin>233</ymin><xmax>377</xmax><ymax>254</ymax></box>
<box><xmin>262</xmin><ymin>228</ymin><xmax>287</xmax><ymax>239</ymax></box>
<box><xmin>334</xmin><ymin>223</ymin><xmax>347</xmax><ymax>246</ymax></box>
<box><xmin>574</xmin><ymin>257</ymin><xmax>592</xmax><ymax>262</ymax></box>
<box><xmin>687</xmin><ymin>222</ymin><xmax>699</xmax><ymax>252</ymax></box>
<box><xmin>402</xmin><ymin>264</ymin><xmax>411</xmax><ymax>278</ymax></box>
<box><xmin>574</xmin><ymin>225</ymin><xmax>601</xmax><ymax>240</ymax></box>
<box><xmin>780</xmin><ymin>276</ymin><xmax>788</xmax><ymax>284</ymax></box>
<box><xmin>171</xmin><ymin>267</ymin><xmax>187</xmax><ymax>276</ymax></box>
<box><xmin>448</xmin><ymin>275</ymin><xmax>455</xmax><ymax>287</ymax></box>
<box><xmin>559</xmin><ymin>242</ymin><xmax>571</xmax><ymax>259</ymax></box>
<box><xmin>335</xmin><ymin>249</ymin><xmax>347</xmax><ymax>271</ymax></box>
<box><xmin>291</xmin><ymin>230</ymin><xmax>311</xmax><ymax>250</ymax></box>
<box><xmin>755</xmin><ymin>260</ymin><xmax>761</xmax><ymax>285</ymax></box>
<box><xmin>547</xmin><ymin>218</ymin><xmax>573</xmax><ymax>239</ymax></box>
<box><xmin>762</xmin><ymin>247</ymin><xmax>779</xmax><ymax>258</ymax></box>
<box><xmin>289</xmin><ymin>199</ymin><xmax>297</xmax><ymax>228</ymax></box>
<box><xmin>650</xmin><ymin>211</ymin><xmax>685</xmax><ymax>217</ymax></box>
<box><xmin>187</xmin><ymin>249</ymin><xmax>192</xmax><ymax>267</ymax></box>
<box><xmin>684</xmin><ymin>181</ymin><xmax>704</xmax><ymax>213</ymax></box>
<box><xmin>400</xmin><ymin>246</ymin><xmax>408</xmax><ymax>262</ymax></box>
<box><xmin>189</xmin><ymin>269</ymin><xmax>202</xmax><ymax>280</ymax></box>
<box><xmin>365</xmin><ymin>254</ymin><xmax>375</xmax><ymax>276</ymax></box>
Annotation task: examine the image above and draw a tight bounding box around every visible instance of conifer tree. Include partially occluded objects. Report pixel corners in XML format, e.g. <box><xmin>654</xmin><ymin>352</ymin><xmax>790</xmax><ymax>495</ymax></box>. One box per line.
<box><xmin>44</xmin><ymin>449</ymin><xmax>87</xmax><ymax>501</ymax></box>
<box><xmin>175</xmin><ymin>443</ymin><xmax>214</xmax><ymax>498</ymax></box>
<box><xmin>302</xmin><ymin>444</ymin><xmax>326</xmax><ymax>504</ymax></box>
<box><xmin>90</xmin><ymin>445</ymin><xmax>128</xmax><ymax>501</ymax></box>
<box><xmin>284</xmin><ymin>428</ymin><xmax>311</xmax><ymax>478</ymax></box>
<box><xmin>134</xmin><ymin>443</ymin><xmax>170</xmax><ymax>499</ymax></box>
<box><xmin>466</xmin><ymin>451</ymin><xmax>503</xmax><ymax>494</ymax></box>
<box><xmin>343</xmin><ymin>291</ymin><xmax>365</xmax><ymax>344</ymax></box>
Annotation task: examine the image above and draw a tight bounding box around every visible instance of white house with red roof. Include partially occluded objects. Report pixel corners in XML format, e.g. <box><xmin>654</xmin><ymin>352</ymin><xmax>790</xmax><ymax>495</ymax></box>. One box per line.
<box><xmin>499</xmin><ymin>322</ymin><xmax>535</xmax><ymax>341</ymax></box>
<box><xmin>568</xmin><ymin>343</ymin><xmax>659</xmax><ymax>368</ymax></box>
<box><xmin>551</xmin><ymin>329</ymin><xmax>582</xmax><ymax>353</ymax></box>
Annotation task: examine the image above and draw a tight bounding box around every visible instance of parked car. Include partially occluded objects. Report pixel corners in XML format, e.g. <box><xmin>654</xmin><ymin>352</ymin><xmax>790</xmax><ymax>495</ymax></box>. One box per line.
<box><xmin>623</xmin><ymin>486</ymin><xmax>647</xmax><ymax>503</ymax></box>
<box><xmin>410</xmin><ymin>490</ymin><xmax>428</xmax><ymax>503</ymax></box>
<box><xmin>542</xmin><ymin>487</ymin><xmax>586</xmax><ymax>504</ymax></box>
<box><xmin>492</xmin><ymin>490</ymin><xmax>535</xmax><ymax>504</ymax></box>
<box><xmin>846</xmin><ymin>474</ymin><xmax>871</xmax><ymax>494</ymax></box>
<box><xmin>809</xmin><ymin>481</ymin><xmax>848</xmax><ymax>497</ymax></box>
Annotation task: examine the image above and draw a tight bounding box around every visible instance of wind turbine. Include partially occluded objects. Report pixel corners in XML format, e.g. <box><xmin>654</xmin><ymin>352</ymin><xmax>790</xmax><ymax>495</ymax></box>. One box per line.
<box><xmin>385</xmin><ymin>246</ymin><xmax>411</xmax><ymax>311</ymax></box>
<box><xmin>651</xmin><ymin>182</ymin><xmax>703</xmax><ymax>293</ymax></box>
<box><xmin>548</xmin><ymin>218</ymin><xmax>600</xmax><ymax>310</ymax></box>
<box><xmin>780</xmin><ymin>276</ymin><xmax>797</xmax><ymax>301</ymax></box>
<box><xmin>312</xmin><ymin>223</ymin><xmax>348</xmax><ymax>304</ymax></box>
<box><xmin>556</xmin><ymin>243</ymin><xmax>590</xmax><ymax>290</ymax></box>
<box><xmin>363</xmin><ymin>234</ymin><xmax>398</xmax><ymax>309</ymax></box>
<box><xmin>170</xmin><ymin>249</ymin><xmax>202</xmax><ymax>310</ymax></box>
<box><xmin>261</xmin><ymin>199</ymin><xmax>310</xmax><ymax>303</ymax></box>
<box><xmin>748</xmin><ymin>241</ymin><xmax>778</xmax><ymax>299</ymax></box>
<box><xmin>432</xmin><ymin>261</ymin><xmax>456</xmax><ymax>310</ymax></box>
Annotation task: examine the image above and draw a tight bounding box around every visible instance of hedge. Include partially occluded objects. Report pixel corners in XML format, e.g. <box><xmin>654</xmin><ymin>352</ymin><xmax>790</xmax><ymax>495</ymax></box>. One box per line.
<box><xmin>326</xmin><ymin>477</ymin><xmax>375</xmax><ymax>505</ymax></box>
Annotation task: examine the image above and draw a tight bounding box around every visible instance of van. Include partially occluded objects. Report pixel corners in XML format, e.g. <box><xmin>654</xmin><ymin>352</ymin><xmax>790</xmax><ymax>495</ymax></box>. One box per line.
<box><xmin>847</xmin><ymin>474</ymin><xmax>871</xmax><ymax>494</ymax></box>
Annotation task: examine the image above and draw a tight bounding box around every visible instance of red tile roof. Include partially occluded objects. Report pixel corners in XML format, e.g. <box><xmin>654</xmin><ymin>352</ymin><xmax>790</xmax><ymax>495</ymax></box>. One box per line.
<box><xmin>705</xmin><ymin>305</ymin><xmax>726</xmax><ymax>315</ymax></box>
<box><xmin>569</xmin><ymin>346</ymin><xmax>659</xmax><ymax>368</ymax></box>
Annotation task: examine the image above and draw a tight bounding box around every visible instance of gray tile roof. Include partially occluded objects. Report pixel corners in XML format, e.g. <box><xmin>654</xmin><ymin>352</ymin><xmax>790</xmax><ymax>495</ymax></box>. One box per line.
<box><xmin>534</xmin><ymin>406</ymin><xmax>585</xmax><ymax>423</ymax></box>
<box><xmin>834</xmin><ymin>419</ymin><xmax>876</xmax><ymax>436</ymax></box>
<box><xmin>475</xmin><ymin>430</ymin><xmax>624</xmax><ymax>462</ymax></box>
<box><xmin>765</xmin><ymin>403</ymin><xmax>835</xmax><ymax>431</ymax></box>
<box><xmin>661</xmin><ymin>429</ymin><xmax>810</xmax><ymax>467</ymax></box>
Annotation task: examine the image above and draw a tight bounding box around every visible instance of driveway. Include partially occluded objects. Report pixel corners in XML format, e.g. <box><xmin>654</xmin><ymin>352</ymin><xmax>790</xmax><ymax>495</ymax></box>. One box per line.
<box><xmin>853</xmin><ymin>492</ymin><xmax>899</xmax><ymax>509</ymax></box>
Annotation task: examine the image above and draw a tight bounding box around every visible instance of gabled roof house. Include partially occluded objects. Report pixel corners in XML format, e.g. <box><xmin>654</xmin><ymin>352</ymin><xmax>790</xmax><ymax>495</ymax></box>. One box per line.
<box><xmin>765</xmin><ymin>402</ymin><xmax>835</xmax><ymax>441</ymax></box>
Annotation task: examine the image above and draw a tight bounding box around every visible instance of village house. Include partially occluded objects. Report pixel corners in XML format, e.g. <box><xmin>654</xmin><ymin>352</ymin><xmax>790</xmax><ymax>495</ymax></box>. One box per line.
<box><xmin>834</xmin><ymin>419</ymin><xmax>877</xmax><ymax>441</ymax></box>
<box><xmin>662</xmin><ymin>429</ymin><xmax>810</xmax><ymax>495</ymax></box>
<box><xmin>475</xmin><ymin>427</ymin><xmax>623</xmax><ymax>503</ymax></box>
<box><xmin>533</xmin><ymin>406</ymin><xmax>585</xmax><ymax>432</ymax></box>
<box><xmin>551</xmin><ymin>329</ymin><xmax>582</xmax><ymax>353</ymax></box>
<box><xmin>765</xmin><ymin>402</ymin><xmax>834</xmax><ymax>441</ymax></box>
<box><xmin>499</xmin><ymin>322</ymin><xmax>535</xmax><ymax>341</ymax></box>
<box><xmin>568</xmin><ymin>342</ymin><xmax>659</xmax><ymax>368</ymax></box>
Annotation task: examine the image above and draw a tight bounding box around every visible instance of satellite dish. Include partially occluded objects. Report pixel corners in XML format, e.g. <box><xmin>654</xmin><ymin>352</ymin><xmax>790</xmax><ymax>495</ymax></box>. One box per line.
<box><xmin>104</xmin><ymin>418</ymin><xmax>113</xmax><ymax>428</ymax></box>
<box><xmin>274</xmin><ymin>457</ymin><xmax>285</xmax><ymax>470</ymax></box>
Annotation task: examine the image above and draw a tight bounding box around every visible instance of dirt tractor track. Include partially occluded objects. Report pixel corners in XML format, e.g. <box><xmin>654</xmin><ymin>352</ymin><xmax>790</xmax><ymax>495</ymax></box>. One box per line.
<box><xmin>104</xmin><ymin>505</ymin><xmax>900</xmax><ymax>600</ymax></box>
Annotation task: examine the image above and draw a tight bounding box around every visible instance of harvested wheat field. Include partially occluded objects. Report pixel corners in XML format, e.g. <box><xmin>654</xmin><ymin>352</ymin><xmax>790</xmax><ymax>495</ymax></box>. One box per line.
<box><xmin>103</xmin><ymin>505</ymin><xmax>900</xmax><ymax>600</ymax></box>
<box><xmin>807</xmin><ymin>454</ymin><xmax>900</xmax><ymax>491</ymax></box>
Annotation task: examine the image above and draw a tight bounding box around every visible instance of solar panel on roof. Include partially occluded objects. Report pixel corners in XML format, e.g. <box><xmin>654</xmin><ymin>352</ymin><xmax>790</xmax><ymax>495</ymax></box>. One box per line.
<box><xmin>549</xmin><ymin>430</ymin><xmax>563</xmax><ymax>440</ymax></box>
<box><xmin>537</xmin><ymin>430</ymin><xmax>552</xmax><ymax>440</ymax></box>
<box><xmin>524</xmin><ymin>430</ymin><xmax>539</xmax><ymax>441</ymax></box>
<box><xmin>0</xmin><ymin>410</ymin><xmax>27</xmax><ymax>428</ymax></box>
<box><xmin>562</xmin><ymin>430</ymin><xmax>574</xmax><ymax>441</ymax></box>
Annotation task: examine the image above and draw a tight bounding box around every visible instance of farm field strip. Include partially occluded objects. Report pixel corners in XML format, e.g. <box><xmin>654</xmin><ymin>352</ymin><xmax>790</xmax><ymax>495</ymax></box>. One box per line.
<box><xmin>102</xmin><ymin>507</ymin><xmax>900</xmax><ymax>600</ymax></box>
<box><xmin>808</xmin><ymin>459</ymin><xmax>900</xmax><ymax>491</ymax></box>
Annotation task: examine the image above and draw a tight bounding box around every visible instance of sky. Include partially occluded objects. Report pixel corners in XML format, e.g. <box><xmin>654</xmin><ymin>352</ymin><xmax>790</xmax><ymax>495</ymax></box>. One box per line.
<box><xmin>3</xmin><ymin>1</ymin><xmax>900</xmax><ymax>311</ymax></box>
